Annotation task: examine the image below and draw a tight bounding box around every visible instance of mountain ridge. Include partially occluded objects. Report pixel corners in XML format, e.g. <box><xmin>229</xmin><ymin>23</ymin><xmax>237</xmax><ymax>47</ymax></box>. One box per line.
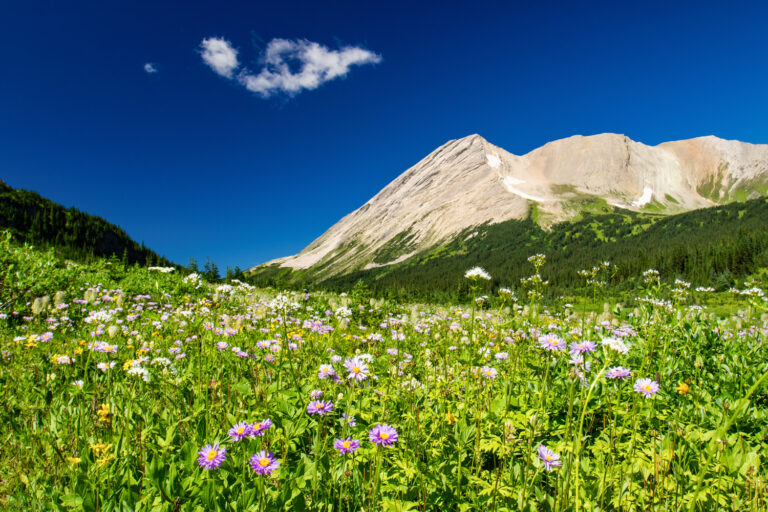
<box><xmin>251</xmin><ymin>133</ymin><xmax>768</xmax><ymax>278</ymax></box>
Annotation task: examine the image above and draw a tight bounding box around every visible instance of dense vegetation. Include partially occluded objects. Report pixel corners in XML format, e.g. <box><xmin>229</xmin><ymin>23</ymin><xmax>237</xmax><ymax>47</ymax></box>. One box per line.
<box><xmin>0</xmin><ymin>180</ymin><xmax>174</xmax><ymax>267</ymax></box>
<box><xmin>1</xmin><ymin>233</ymin><xmax>767</xmax><ymax>511</ymax></box>
<box><xmin>250</xmin><ymin>198</ymin><xmax>768</xmax><ymax>302</ymax></box>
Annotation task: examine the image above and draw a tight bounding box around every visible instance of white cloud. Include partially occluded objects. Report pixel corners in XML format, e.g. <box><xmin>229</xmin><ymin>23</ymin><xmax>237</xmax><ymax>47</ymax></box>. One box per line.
<box><xmin>199</xmin><ymin>36</ymin><xmax>381</xmax><ymax>98</ymax></box>
<box><xmin>200</xmin><ymin>38</ymin><xmax>239</xmax><ymax>78</ymax></box>
<box><xmin>144</xmin><ymin>62</ymin><xmax>158</xmax><ymax>74</ymax></box>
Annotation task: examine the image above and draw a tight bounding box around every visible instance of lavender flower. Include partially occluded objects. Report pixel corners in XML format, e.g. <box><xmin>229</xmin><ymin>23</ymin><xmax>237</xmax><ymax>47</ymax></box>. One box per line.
<box><xmin>307</xmin><ymin>400</ymin><xmax>335</xmax><ymax>416</ymax></box>
<box><xmin>228</xmin><ymin>422</ymin><xmax>253</xmax><ymax>441</ymax></box>
<box><xmin>344</xmin><ymin>357</ymin><xmax>369</xmax><ymax>382</ymax></box>
<box><xmin>570</xmin><ymin>341</ymin><xmax>596</xmax><ymax>354</ymax></box>
<box><xmin>606</xmin><ymin>366</ymin><xmax>632</xmax><ymax>380</ymax></box>
<box><xmin>538</xmin><ymin>334</ymin><xmax>565</xmax><ymax>352</ymax></box>
<box><xmin>318</xmin><ymin>364</ymin><xmax>336</xmax><ymax>380</ymax></box>
<box><xmin>634</xmin><ymin>378</ymin><xmax>660</xmax><ymax>398</ymax></box>
<box><xmin>252</xmin><ymin>418</ymin><xmax>273</xmax><ymax>436</ymax></box>
<box><xmin>249</xmin><ymin>451</ymin><xmax>279</xmax><ymax>476</ymax></box>
<box><xmin>333</xmin><ymin>437</ymin><xmax>360</xmax><ymax>455</ymax></box>
<box><xmin>480</xmin><ymin>366</ymin><xmax>498</xmax><ymax>379</ymax></box>
<box><xmin>537</xmin><ymin>445</ymin><xmax>562</xmax><ymax>471</ymax></box>
<box><xmin>198</xmin><ymin>444</ymin><xmax>226</xmax><ymax>470</ymax></box>
<box><xmin>369</xmin><ymin>424</ymin><xmax>398</xmax><ymax>447</ymax></box>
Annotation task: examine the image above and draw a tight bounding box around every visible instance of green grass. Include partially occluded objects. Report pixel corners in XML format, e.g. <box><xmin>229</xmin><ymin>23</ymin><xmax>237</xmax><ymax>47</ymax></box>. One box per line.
<box><xmin>1</xmin><ymin>233</ymin><xmax>768</xmax><ymax>511</ymax></box>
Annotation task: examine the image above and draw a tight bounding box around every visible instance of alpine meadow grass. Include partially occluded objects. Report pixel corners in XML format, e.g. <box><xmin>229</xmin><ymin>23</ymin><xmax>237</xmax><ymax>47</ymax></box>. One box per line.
<box><xmin>0</xmin><ymin>232</ymin><xmax>767</xmax><ymax>511</ymax></box>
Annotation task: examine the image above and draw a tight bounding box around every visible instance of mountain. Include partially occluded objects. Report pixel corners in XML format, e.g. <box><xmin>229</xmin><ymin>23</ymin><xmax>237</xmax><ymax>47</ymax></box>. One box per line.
<box><xmin>0</xmin><ymin>179</ymin><xmax>174</xmax><ymax>267</ymax></box>
<box><xmin>250</xmin><ymin>133</ymin><xmax>768</xmax><ymax>286</ymax></box>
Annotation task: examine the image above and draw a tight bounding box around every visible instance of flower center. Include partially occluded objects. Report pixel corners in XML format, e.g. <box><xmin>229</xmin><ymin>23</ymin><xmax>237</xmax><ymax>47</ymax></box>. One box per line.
<box><xmin>342</xmin><ymin>441</ymin><xmax>351</xmax><ymax>449</ymax></box>
<box><xmin>259</xmin><ymin>457</ymin><xmax>270</xmax><ymax>467</ymax></box>
<box><xmin>237</xmin><ymin>427</ymin><xmax>245</xmax><ymax>435</ymax></box>
<box><xmin>380</xmin><ymin>432</ymin><xmax>390</xmax><ymax>440</ymax></box>
<box><xmin>642</xmin><ymin>384</ymin><xmax>651</xmax><ymax>392</ymax></box>
<box><xmin>352</xmin><ymin>367</ymin><xmax>360</xmax><ymax>374</ymax></box>
<box><xmin>206</xmin><ymin>450</ymin><xmax>218</xmax><ymax>461</ymax></box>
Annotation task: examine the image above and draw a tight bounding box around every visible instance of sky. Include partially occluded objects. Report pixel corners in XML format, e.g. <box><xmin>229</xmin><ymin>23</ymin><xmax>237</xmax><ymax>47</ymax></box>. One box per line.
<box><xmin>2</xmin><ymin>0</ymin><xmax>768</xmax><ymax>270</ymax></box>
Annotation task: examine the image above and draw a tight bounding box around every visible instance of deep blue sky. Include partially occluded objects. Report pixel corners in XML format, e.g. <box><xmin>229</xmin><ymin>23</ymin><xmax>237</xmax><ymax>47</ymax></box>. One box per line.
<box><xmin>2</xmin><ymin>1</ymin><xmax>768</xmax><ymax>269</ymax></box>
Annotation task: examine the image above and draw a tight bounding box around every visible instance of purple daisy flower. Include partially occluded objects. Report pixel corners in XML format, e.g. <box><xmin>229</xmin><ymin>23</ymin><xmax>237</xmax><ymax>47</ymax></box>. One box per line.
<box><xmin>307</xmin><ymin>400</ymin><xmax>334</xmax><ymax>416</ymax></box>
<box><xmin>333</xmin><ymin>437</ymin><xmax>360</xmax><ymax>455</ymax></box>
<box><xmin>228</xmin><ymin>422</ymin><xmax>254</xmax><ymax>441</ymax></box>
<box><xmin>538</xmin><ymin>334</ymin><xmax>566</xmax><ymax>352</ymax></box>
<box><xmin>252</xmin><ymin>418</ymin><xmax>273</xmax><ymax>436</ymax></box>
<box><xmin>249</xmin><ymin>451</ymin><xmax>279</xmax><ymax>476</ymax></box>
<box><xmin>480</xmin><ymin>366</ymin><xmax>498</xmax><ymax>379</ymax></box>
<box><xmin>198</xmin><ymin>444</ymin><xmax>226</xmax><ymax>470</ymax></box>
<box><xmin>318</xmin><ymin>364</ymin><xmax>336</xmax><ymax>380</ymax></box>
<box><xmin>634</xmin><ymin>378</ymin><xmax>660</xmax><ymax>398</ymax></box>
<box><xmin>341</xmin><ymin>413</ymin><xmax>356</xmax><ymax>427</ymax></box>
<box><xmin>606</xmin><ymin>366</ymin><xmax>632</xmax><ymax>380</ymax></box>
<box><xmin>369</xmin><ymin>424</ymin><xmax>398</xmax><ymax>447</ymax></box>
<box><xmin>538</xmin><ymin>445</ymin><xmax>562</xmax><ymax>471</ymax></box>
<box><xmin>344</xmin><ymin>357</ymin><xmax>370</xmax><ymax>381</ymax></box>
<box><xmin>310</xmin><ymin>389</ymin><xmax>323</xmax><ymax>399</ymax></box>
<box><xmin>569</xmin><ymin>341</ymin><xmax>597</xmax><ymax>354</ymax></box>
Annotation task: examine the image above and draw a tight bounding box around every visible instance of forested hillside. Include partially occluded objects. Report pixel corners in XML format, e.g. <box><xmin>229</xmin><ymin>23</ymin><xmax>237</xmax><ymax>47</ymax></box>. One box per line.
<box><xmin>0</xmin><ymin>180</ymin><xmax>174</xmax><ymax>266</ymax></box>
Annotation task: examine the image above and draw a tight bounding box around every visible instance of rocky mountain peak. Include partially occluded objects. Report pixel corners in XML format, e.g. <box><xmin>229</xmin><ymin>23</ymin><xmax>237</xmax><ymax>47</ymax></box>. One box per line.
<box><xmin>254</xmin><ymin>133</ymin><xmax>768</xmax><ymax>276</ymax></box>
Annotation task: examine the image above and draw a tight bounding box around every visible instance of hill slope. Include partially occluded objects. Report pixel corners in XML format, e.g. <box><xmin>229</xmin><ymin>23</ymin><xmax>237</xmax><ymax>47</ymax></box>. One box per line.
<box><xmin>0</xmin><ymin>180</ymin><xmax>174</xmax><ymax>266</ymax></box>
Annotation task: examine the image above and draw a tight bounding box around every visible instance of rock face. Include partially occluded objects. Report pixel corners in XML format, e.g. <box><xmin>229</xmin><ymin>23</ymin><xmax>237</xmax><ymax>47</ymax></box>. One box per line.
<box><xmin>254</xmin><ymin>133</ymin><xmax>768</xmax><ymax>276</ymax></box>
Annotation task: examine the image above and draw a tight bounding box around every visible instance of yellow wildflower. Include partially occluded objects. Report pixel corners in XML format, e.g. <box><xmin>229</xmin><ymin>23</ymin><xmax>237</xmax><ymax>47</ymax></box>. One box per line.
<box><xmin>96</xmin><ymin>404</ymin><xmax>110</xmax><ymax>425</ymax></box>
<box><xmin>675</xmin><ymin>382</ymin><xmax>690</xmax><ymax>395</ymax></box>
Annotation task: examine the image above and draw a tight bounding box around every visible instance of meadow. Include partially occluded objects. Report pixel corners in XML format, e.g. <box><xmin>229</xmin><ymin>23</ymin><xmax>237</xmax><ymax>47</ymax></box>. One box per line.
<box><xmin>1</xmin><ymin>234</ymin><xmax>767</xmax><ymax>511</ymax></box>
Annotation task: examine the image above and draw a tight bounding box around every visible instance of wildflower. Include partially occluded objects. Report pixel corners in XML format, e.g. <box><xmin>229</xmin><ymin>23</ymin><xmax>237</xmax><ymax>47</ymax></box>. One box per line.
<box><xmin>252</xmin><ymin>418</ymin><xmax>273</xmax><ymax>436</ymax></box>
<box><xmin>537</xmin><ymin>445</ymin><xmax>562</xmax><ymax>471</ymax></box>
<box><xmin>480</xmin><ymin>366</ymin><xmax>498</xmax><ymax>379</ymax></box>
<box><xmin>341</xmin><ymin>413</ymin><xmax>356</xmax><ymax>427</ymax></box>
<box><xmin>601</xmin><ymin>336</ymin><xmax>630</xmax><ymax>354</ymax></box>
<box><xmin>216</xmin><ymin>341</ymin><xmax>228</xmax><ymax>350</ymax></box>
<box><xmin>97</xmin><ymin>361</ymin><xmax>116</xmax><ymax>372</ymax></box>
<box><xmin>51</xmin><ymin>354</ymin><xmax>73</xmax><ymax>365</ymax></box>
<box><xmin>675</xmin><ymin>382</ymin><xmax>690</xmax><ymax>395</ymax></box>
<box><xmin>318</xmin><ymin>364</ymin><xmax>336</xmax><ymax>379</ymax></box>
<box><xmin>72</xmin><ymin>380</ymin><xmax>84</xmax><ymax>388</ymax></box>
<box><xmin>494</xmin><ymin>352</ymin><xmax>508</xmax><ymax>361</ymax></box>
<box><xmin>606</xmin><ymin>366</ymin><xmax>632</xmax><ymax>380</ymax></box>
<box><xmin>570</xmin><ymin>341</ymin><xmax>596</xmax><ymax>354</ymax></box>
<box><xmin>249</xmin><ymin>451</ymin><xmax>279</xmax><ymax>476</ymax></box>
<box><xmin>310</xmin><ymin>389</ymin><xmax>323</xmax><ymax>399</ymax></box>
<box><xmin>369</xmin><ymin>424</ymin><xmax>399</xmax><ymax>447</ymax></box>
<box><xmin>344</xmin><ymin>357</ymin><xmax>369</xmax><ymax>382</ymax></box>
<box><xmin>538</xmin><ymin>334</ymin><xmax>565</xmax><ymax>352</ymax></box>
<box><xmin>634</xmin><ymin>378</ymin><xmax>660</xmax><ymax>398</ymax></box>
<box><xmin>307</xmin><ymin>400</ymin><xmax>334</xmax><ymax>416</ymax></box>
<box><xmin>228</xmin><ymin>422</ymin><xmax>254</xmax><ymax>441</ymax></box>
<box><xmin>198</xmin><ymin>444</ymin><xmax>226</xmax><ymax>470</ymax></box>
<box><xmin>96</xmin><ymin>404</ymin><xmax>110</xmax><ymax>425</ymax></box>
<box><xmin>334</xmin><ymin>437</ymin><xmax>360</xmax><ymax>455</ymax></box>
<box><xmin>465</xmin><ymin>267</ymin><xmax>492</xmax><ymax>280</ymax></box>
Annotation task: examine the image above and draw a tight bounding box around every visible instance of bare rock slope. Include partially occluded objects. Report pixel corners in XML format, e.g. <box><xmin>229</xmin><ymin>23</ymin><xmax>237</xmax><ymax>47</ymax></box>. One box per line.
<box><xmin>254</xmin><ymin>133</ymin><xmax>768</xmax><ymax>276</ymax></box>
